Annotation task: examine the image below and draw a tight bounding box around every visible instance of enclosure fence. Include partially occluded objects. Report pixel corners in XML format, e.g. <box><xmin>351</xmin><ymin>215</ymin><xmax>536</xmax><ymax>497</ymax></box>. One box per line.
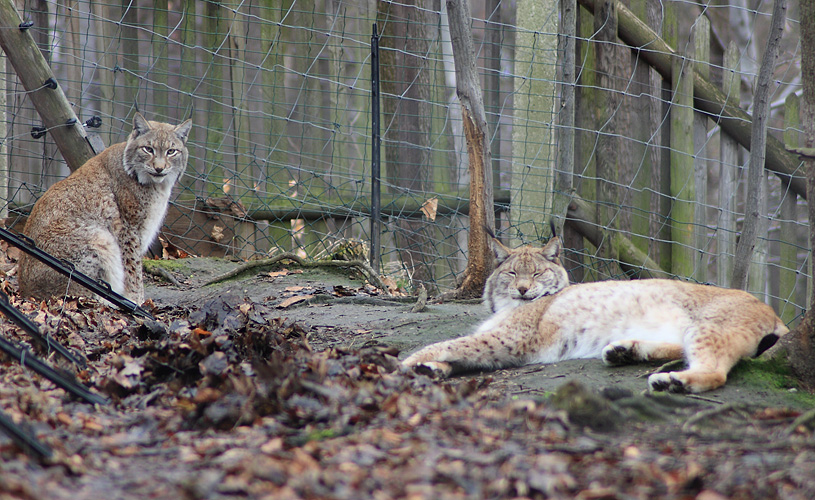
<box><xmin>0</xmin><ymin>0</ymin><xmax>807</xmax><ymax>323</ymax></box>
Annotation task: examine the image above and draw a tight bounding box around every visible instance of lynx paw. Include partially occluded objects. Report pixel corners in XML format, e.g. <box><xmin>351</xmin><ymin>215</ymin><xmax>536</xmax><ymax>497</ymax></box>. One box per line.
<box><xmin>647</xmin><ymin>373</ymin><xmax>688</xmax><ymax>393</ymax></box>
<box><xmin>602</xmin><ymin>341</ymin><xmax>638</xmax><ymax>366</ymax></box>
<box><xmin>407</xmin><ymin>361</ymin><xmax>453</xmax><ymax>378</ymax></box>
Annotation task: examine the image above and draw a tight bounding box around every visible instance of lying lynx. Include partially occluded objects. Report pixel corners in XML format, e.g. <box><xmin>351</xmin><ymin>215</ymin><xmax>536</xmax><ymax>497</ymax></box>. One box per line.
<box><xmin>18</xmin><ymin>113</ymin><xmax>192</xmax><ymax>304</ymax></box>
<box><xmin>404</xmin><ymin>237</ymin><xmax>788</xmax><ymax>393</ymax></box>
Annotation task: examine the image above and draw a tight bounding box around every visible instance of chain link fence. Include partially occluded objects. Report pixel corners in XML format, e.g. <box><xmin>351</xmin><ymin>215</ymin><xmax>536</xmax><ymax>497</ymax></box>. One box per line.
<box><xmin>0</xmin><ymin>0</ymin><xmax>807</xmax><ymax>322</ymax></box>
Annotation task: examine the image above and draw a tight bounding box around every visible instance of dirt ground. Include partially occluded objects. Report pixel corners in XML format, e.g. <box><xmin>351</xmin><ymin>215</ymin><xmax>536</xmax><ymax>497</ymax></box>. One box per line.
<box><xmin>1</xmin><ymin>255</ymin><xmax>815</xmax><ymax>499</ymax></box>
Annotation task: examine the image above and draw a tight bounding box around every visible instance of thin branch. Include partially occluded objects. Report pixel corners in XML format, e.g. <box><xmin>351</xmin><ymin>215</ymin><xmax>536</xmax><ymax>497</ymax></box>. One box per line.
<box><xmin>203</xmin><ymin>252</ymin><xmax>389</xmax><ymax>293</ymax></box>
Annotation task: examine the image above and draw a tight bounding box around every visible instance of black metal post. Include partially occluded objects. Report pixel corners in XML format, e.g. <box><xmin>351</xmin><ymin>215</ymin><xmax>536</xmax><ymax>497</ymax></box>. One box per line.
<box><xmin>370</xmin><ymin>23</ymin><xmax>381</xmax><ymax>275</ymax></box>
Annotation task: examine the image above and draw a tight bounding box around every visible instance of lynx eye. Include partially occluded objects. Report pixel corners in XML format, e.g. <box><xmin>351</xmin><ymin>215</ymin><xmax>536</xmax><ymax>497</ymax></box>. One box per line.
<box><xmin>167</xmin><ymin>148</ymin><xmax>178</xmax><ymax>156</ymax></box>
<box><xmin>141</xmin><ymin>146</ymin><xmax>154</xmax><ymax>155</ymax></box>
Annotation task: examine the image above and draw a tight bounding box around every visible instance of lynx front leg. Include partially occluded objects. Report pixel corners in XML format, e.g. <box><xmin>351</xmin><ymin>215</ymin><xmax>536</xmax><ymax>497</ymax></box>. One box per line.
<box><xmin>402</xmin><ymin>339</ymin><xmax>462</xmax><ymax>378</ymax></box>
<box><xmin>602</xmin><ymin>339</ymin><xmax>684</xmax><ymax>366</ymax></box>
<box><xmin>402</xmin><ymin>330</ymin><xmax>525</xmax><ymax>377</ymax></box>
<box><xmin>120</xmin><ymin>241</ymin><xmax>145</xmax><ymax>304</ymax></box>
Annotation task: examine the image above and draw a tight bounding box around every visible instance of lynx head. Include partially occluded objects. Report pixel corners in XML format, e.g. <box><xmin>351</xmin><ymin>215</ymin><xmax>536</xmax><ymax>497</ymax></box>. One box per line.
<box><xmin>123</xmin><ymin>113</ymin><xmax>192</xmax><ymax>185</ymax></box>
<box><xmin>483</xmin><ymin>233</ymin><xmax>569</xmax><ymax>313</ymax></box>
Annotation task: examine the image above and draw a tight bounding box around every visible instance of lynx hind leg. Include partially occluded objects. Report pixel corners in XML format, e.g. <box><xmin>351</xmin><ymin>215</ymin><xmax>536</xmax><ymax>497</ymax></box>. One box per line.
<box><xmin>648</xmin><ymin>366</ymin><xmax>728</xmax><ymax>394</ymax></box>
<box><xmin>67</xmin><ymin>231</ymin><xmax>126</xmax><ymax>297</ymax></box>
<box><xmin>648</xmin><ymin>336</ymin><xmax>741</xmax><ymax>393</ymax></box>
<box><xmin>602</xmin><ymin>339</ymin><xmax>684</xmax><ymax>366</ymax></box>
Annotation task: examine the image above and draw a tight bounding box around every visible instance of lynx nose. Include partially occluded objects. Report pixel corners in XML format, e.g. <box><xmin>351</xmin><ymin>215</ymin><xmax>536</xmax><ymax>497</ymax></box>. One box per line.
<box><xmin>517</xmin><ymin>285</ymin><xmax>529</xmax><ymax>296</ymax></box>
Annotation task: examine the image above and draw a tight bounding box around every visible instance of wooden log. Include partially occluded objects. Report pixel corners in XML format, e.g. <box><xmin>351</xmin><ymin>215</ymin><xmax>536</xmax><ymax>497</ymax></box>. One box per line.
<box><xmin>576</xmin><ymin>0</ymin><xmax>806</xmax><ymax>200</ymax></box>
<box><xmin>0</xmin><ymin>0</ymin><xmax>96</xmax><ymax>171</ymax></box>
<box><xmin>566</xmin><ymin>195</ymin><xmax>670</xmax><ymax>279</ymax></box>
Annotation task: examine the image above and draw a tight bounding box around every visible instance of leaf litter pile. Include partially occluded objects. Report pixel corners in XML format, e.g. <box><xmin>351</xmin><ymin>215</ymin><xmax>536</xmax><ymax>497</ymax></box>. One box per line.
<box><xmin>1</xmin><ymin>278</ymin><xmax>815</xmax><ymax>497</ymax></box>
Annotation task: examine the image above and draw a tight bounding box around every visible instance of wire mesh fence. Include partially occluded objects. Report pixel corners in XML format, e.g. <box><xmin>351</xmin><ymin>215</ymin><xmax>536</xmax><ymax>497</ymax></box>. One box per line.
<box><xmin>0</xmin><ymin>0</ymin><xmax>807</xmax><ymax>323</ymax></box>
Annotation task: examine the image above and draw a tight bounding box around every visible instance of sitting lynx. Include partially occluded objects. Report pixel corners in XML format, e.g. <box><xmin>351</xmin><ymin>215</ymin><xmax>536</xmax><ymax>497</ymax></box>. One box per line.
<box><xmin>404</xmin><ymin>236</ymin><xmax>788</xmax><ymax>393</ymax></box>
<box><xmin>18</xmin><ymin>113</ymin><xmax>192</xmax><ymax>304</ymax></box>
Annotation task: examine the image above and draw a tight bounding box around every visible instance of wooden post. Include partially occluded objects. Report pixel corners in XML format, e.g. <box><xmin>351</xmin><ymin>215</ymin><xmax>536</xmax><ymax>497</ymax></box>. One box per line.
<box><xmin>691</xmin><ymin>17</ymin><xmax>709</xmax><ymax>282</ymax></box>
<box><xmin>260</xmin><ymin>0</ymin><xmax>296</xmax><ymax>253</ymax></box>
<box><xmin>593</xmin><ymin>0</ymin><xmax>622</xmax><ymax>277</ymax></box>
<box><xmin>780</xmin><ymin>93</ymin><xmax>802</xmax><ymax>323</ymax></box>
<box><xmin>151</xmin><ymin>0</ymin><xmax>169</xmax><ymax>120</ymax></box>
<box><xmin>0</xmin><ymin>0</ymin><xmax>96</xmax><ymax>171</ymax></box>
<box><xmin>717</xmin><ymin>42</ymin><xmax>739</xmax><ymax>287</ymax></box>
<box><xmin>554</xmin><ymin>0</ymin><xmax>576</xmax><ymax>233</ymax></box>
<box><xmin>666</xmin><ymin>6</ymin><xmax>695</xmax><ymax>279</ymax></box>
<box><xmin>510</xmin><ymin>0</ymin><xmax>557</xmax><ymax>247</ymax></box>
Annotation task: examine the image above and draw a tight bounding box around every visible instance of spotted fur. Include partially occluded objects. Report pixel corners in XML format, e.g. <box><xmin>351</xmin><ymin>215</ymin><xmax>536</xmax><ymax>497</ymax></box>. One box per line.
<box><xmin>405</xmin><ymin>245</ymin><xmax>788</xmax><ymax>393</ymax></box>
<box><xmin>19</xmin><ymin>113</ymin><xmax>192</xmax><ymax>304</ymax></box>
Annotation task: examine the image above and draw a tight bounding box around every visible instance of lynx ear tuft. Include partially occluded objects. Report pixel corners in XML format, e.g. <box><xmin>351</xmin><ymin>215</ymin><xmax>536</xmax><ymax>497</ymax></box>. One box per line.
<box><xmin>132</xmin><ymin>113</ymin><xmax>151</xmax><ymax>137</ymax></box>
<box><xmin>541</xmin><ymin>236</ymin><xmax>562</xmax><ymax>263</ymax></box>
<box><xmin>174</xmin><ymin>119</ymin><xmax>193</xmax><ymax>143</ymax></box>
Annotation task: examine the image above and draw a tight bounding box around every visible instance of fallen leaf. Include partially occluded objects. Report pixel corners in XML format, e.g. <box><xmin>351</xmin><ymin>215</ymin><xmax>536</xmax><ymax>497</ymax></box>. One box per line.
<box><xmin>420</xmin><ymin>197</ymin><xmax>438</xmax><ymax>221</ymax></box>
<box><xmin>277</xmin><ymin>295</ymin><xmax>314</xmax><ymax>309</ymax></box>
<box><xmin>211</xmin><ymin>225</ymin><xmax>225</xmax><ymax>243</ymax></box>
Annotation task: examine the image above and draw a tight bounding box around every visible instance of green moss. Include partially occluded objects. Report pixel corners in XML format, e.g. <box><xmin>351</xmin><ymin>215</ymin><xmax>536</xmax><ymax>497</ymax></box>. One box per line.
<box><xmin>143</xmin><ymin>258</ymin><xmax>191</xmax><ymax>273</ymax></box>
<box><xmin>731</xmin><ymin>357</ymin><xmax>815</xmax><ymax>406</ymax></box>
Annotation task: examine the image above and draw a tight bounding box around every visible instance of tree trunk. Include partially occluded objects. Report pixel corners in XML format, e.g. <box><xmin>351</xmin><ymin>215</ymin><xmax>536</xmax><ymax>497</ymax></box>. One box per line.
<box><xmin>442</xmin><ymin>0</ymin><xmax>495</xmax><ymax>299</ymax></box>
<box><xmin>777</xmin><ymin>0</ymin><xmax>815</xmax><ymax>389</ymax></box>
<box><xmin>377</xmin><ymin>0</ymin><xmax>435</xmax><ymax>291</ymax></box>
<box><xmin>731</xmin><ymin>0</ymin><xmax>787</xmax><ymax>291</ymax></box>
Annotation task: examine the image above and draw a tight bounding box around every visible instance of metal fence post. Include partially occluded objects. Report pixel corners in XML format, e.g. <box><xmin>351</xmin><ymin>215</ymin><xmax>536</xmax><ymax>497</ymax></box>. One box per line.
<box><xmin>370</xmin><ymin>23</ymin><xmax>381</xmax><ymax>275</ymax></box>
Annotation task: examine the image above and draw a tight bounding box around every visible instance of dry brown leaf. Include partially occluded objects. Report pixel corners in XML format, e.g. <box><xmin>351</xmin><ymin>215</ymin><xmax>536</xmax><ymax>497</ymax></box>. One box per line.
<box><xmin>420</xmin><ymin>197</ymin><xmax>438</xmax><ymax>221</ymax></box>
<box><xmin>211</xmin><ymin>225</ymin><xmax>225</xmax><ymax>243</ymax></box>
<box><xmin>284</xmin><ymin>286</ymin><xmax>309</xmax><ymax>293</ymax></box>
<box><xmin>277</xmin><ymin>295</ymin><xmax>314</xmax><ymax>309</ymax></box>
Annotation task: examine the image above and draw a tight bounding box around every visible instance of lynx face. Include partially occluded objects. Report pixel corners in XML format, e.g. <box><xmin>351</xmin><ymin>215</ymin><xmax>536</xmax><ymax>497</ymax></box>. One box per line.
<box><xmin>483</xmin><ymin>235</ymin><xmax>569</xmax><ymax>313</ymax></box>
<box><xmin>123</xmin><ymin>114</ymin><xmax>191</xmax><ymax>186</ymax></box>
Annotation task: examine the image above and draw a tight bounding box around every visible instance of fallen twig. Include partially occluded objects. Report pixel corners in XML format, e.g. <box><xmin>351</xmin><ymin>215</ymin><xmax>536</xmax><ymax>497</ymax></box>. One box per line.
<box><xmin>0</xmin><ymin>409</ymin><xmax>52</xmax><ymax>460</ymax></box>
<box><xmin>410</xmin><ymin>286</ymin><xmax>428</xmax><ymax>313</ymax></box>
<box><xmin>783</xmin><ymin>408</ymin><xmax>815</xmax><ymax>437</ymax></box>
<box><xmin>145</xmin><ymin>265</ymin><xmax>181</xmax><ymax>286</ymax></box>
<box><xmin>203</xmin><ymin>252</ymin><xmax>389</xmax><ymax>293</ymax></box>
<box><xmin>682</xmin><ymin>402</ymin><xmax>750</xmax><ymax>433</ymax></box>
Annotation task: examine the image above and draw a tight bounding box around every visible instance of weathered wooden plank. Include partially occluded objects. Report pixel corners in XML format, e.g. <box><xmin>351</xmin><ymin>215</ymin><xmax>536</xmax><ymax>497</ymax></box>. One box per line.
<box><xmin>0</xmin><ymin>0</ymin><xmax>96</xmax><ymax>171</ymax></box>
<box><xmin>593</xmin><ymin>0</ymin><xmax>621</xmax><ymax>271</ymax></box>
<box><xmin>666</xmin><ymin>6</ymin><xmax>695</xmax><ymax>279</ymax></box>
<box><xmin>716</xmin><ymin>41</ymin><xmax>739</xmax><ymax>287</ymax></box>
<box><xmin>692</xmin><ymin>16</ymin><xmax>709</xmax><ymax>282</ymax></box>
<box><xmin>780</xmin><ymin>93</ymin><xmax>802</xmax><ymax>323</ymax></box>
<box><xmin>575</xmin><ymin>0</ymin><xmax>805</xmax><ymax>200</ymax></box>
